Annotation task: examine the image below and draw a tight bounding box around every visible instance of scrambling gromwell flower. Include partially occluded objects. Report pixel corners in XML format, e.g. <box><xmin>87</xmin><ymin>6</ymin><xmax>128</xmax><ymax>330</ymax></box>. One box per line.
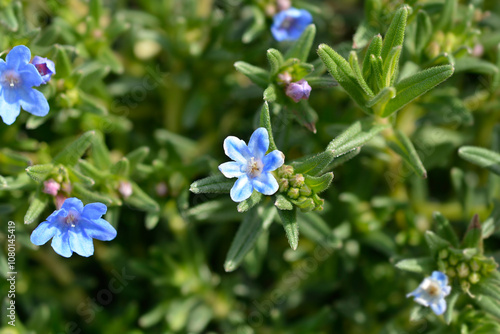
<box><xmin>30</xmin><ymin>198</ymin><xmax>117</xmax><ymax>258</ymax></box>
<box><xmin>271</xmin><ymin>7</ymin><xmax>313</xmax><ymax>42</ymax></box>
<box><xmin>286</xmin><ymin>79</ymin><xmax>311</xmax><ymax>102</ymax></box>
<box><xmin>219</xmin><ymin>128</ymin><xmax>285</xmax><ymax>202</ymax></box>
<box><xmin>31</xmin><ymin>56</ymin><xmax>56</xmax><ymax>84</ymax></box>
<box><xmin>0</xmin><ymin>45</ymin><xmax>50</xmax><ymax>125</ymax></box>
<box><xmin>43</xmin><ymin>178</ymin><xmax>60</xmax><ymax>196</ymax></box>
<box><xmin>407</xmin><ymin>271</ymin><xmax>451</xmax><ymax>315</ymax></box>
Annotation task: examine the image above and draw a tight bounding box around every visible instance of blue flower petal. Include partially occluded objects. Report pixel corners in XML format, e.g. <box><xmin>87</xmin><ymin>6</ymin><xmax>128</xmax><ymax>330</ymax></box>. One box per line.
<box><xmin>19</xmin><ymin>64</ymin><xmax>44</xmax><ymax>87</ymax></box>
<box><xmin>224</xmin><ymin>136</ymin><xmax>251</xmax><ymax>164</ymax></box>
<box><xmin>5</xmin><ymin>45</ymin><xmax>31</xmax><ymax>70</ymax></box>
<box><xmin>51</xmin><ymin>231</ymin><xmax>73</xmax><ymax>258</ymax></box>
<box><xmin>0</xmin><ymin>89</ymin><xmax>21</xmax><ymax>125</ymax></box>
<box><xmin>270</xmin><ymin>27</ymin><xmax>289</xmax><ymax>42</ymax></box>
<box><xmin>430</xmin><ymin>299</ymin><xmax>446</xmax><ymax>315</ymax></box>
<box><xmin>262</xmin><ymin>150</ymin><xmax>284</xmax><ymax>172</ymax></box>
<box><xmin>60</xmin><ymin>198</ymin><xmax>84</xmax><ymax>213</ymax></box>
<box><xmin>230</xmin><ymin>174</ymin><xmax>253</xmax><ymax>202</ymax></box>
<box><xmin>30</xmin><ymin>221</ymin><xmax>58</xmax><ymax>245</ymax></box>
<box><xmin>431</xmin><ymin>271</ymin><xmax>447</xmax><ymax>284</ymax></box>
<box><xmin>69</xmin><ymin>227</ymin><xmax>94</xmax><ymax>257</ymax></box>
<box><xmin>219</xmin><ymin>161</ymin><xmax>244</xmax><ymax>178</ymax></box>
<box><xmin>81</xmin><ymin>218</ymin><xmax>117</xmax><ymax>241</ymax></box>
<box><xmin>252</xmin><ymin>172</ymin><xmax>279</xmax><ymax>195</ymax></box>
<box><xmin>82</xmin><ymin>202</ymin><xmax>107</xmax><ymax>220</ymax></box>
<box><xmin>18</xmin><ymin>87</ymin><xmax>49</xmax><ymax>117</ymax></box>
<box><xmin>248</xmin><ymin>127</ymin><xmax>269</xmax><ymax>159</ymax></box>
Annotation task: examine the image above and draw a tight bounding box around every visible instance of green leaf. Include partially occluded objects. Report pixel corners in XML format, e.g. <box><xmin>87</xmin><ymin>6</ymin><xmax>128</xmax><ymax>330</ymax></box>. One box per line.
<box><xmin>234</xmin><ymin>61</ymin><xmax>269</xmax><ymax>89</ymax></box>
<box><xmin>25</xmin><ymin>164</ymin><xmax>54</xmax><ymax>183</ymax></box>
<box><xmin>298</xmin><ymin>211</ymin><xmax>342</xmax><ymax>249</ymax></box>
<box><xmin>436</xmin><ymin>0</ymin><xmax>456</xmax><ymax>32</ymax></box>
<box><xmin>362</xmin><ymin>34</ymin><xmax>382</xmax><ymax>80</ymax></box>
<box><xmin>77</xmin><ymin>159</ymin><xmax>105</xmax><ymax>181</ymax></box>
<box><xmin>304</xmin><ymin>173</ymin><xmax>334</xmax><ymax>193</ymax></box>
<box><xmin>125</xmin><ymin>182</ymin><xmax>159</xmax><ymax>212</ymax></box>
<box><xmin>259</xmin><ymin>102</ymin><xmax>278</xmax><ymax>152</ymax></box>
<box><xmin>91</xmin><ymin>131</ymin><xmax>112</xmax><ymax>170</ymax></box>
<box><xmin>462</xmin><ymin>214</ymin><xmax>483</xmax><ymax>251</ymax></box>
<box><xmin>72</xmin><ymin>183</ymin><xmax>114</xmax><ymax>206</ymax></box>
<box><xmin>278</xmin><ymin>207</ymin><xmax>299</xmax><ymax>250</ymax></box>
<box><xmin>381</xmin><ymin>65</ymin><xmax>454</xmax><ymax>118</ymax></box>
<box><xmin>68</xmin><ymin>166</ymin><xmax>95</xmax><ymax>186</ymax></box>
<box><xmin>291</xmin><ymin>150</ymin><xmax>335</xmax><ymax>176</ymax></box>
<box><xmin>224</xmin><ymin>206</ymin><xmax>275</xmax><ymax>272</ymax></box>
<box><xmin>476</xmin><ymin>295</ymin><xmax>500</xmax><ymax>319</ymax></box>
<box><xmin>327</xmin><ymin>122</ymin><xmax>362</xmax><ymax>151</ymax></box>
<box><xmin>331</xmin><ymin>124</ymin><xmax>389</xmax><ymax>157</ymax></box>
<box><xmin>24</xmin><ymin>196</ymin><xmax>48</xmax><ymax>225</ymax></box>
<box><xmin>395</xmin><ymin>257</ymin><xmax>434</xmax><ymax>273</ymax></box>
<box><xmin>237</xmin><ymin>191</ymin><xmax>263</xmax><ymax>213</ymax></box>
<box><xmin>189</xmin><ymin>175</ymin><xmax>233</xmax><ymax>194</ymax></box>
<box><xmin>387</xmin><ymin>130</ymin><xmax>427</xmax><ymax>178</ymax></box>
<box><xmin>318</xmin><ymin>44</ymin><xmax>370</xmax><ymax>113</ymax></box>
<box><xmin>110</xmin><ymin>158</ymin><xmax>130</xmax><ymax>177</ymax></box>
<box><xmin>285</xmin><ymin>24</ymin><xmax>316</xmax><ymax>62</ymax></box>
<box><xmin>382</xmin><ymin>46</ymin><xmax>402</xmax><ymax>87</ymax></box>
<box><xmin>126</xmin><ymin>146</ymin><xmax>150</xmax><ymax>173</ymax></box>
<box><xmin>366</xmin><ymin>87</ymin><xmax>396</xmax><ymax>113</ymax></box>
<box><xmin>263</xmin><ymin>84</ymin><xmax>277</xmax><ymax>102</ymax></box>
<box><xmin>305</xmin><ymin>76</ymin><xmax>337</xmax><ymax>88</ymax></box>
<box><xmin>380</xmin><ymin>6</ymin><xmax>408</xmax><ymax>62</ymax></box>
<box><xmin>0</xmin><ymin>4</ymin><xmax>18</xmax><ymax>31</ymax></box>
<box><xmin>275</xmin><ymin>194</ymin><xmax>293</xmax><ymax>210</ymax></box>
<box><xmin>242</xmin><ymin>5</ymin><xmax>265</xmax><ymax>44</ymax></box>
<box><xmin>433</xmin><ymin>211</ymin><xmax>459</xmax><ymax>247</ymax></box>
<box><xmin>444</xmin><ymin>291</ymin><xmax>460</xmax><ymax>325</ymax></box>
<box><xmin>473</xmin><ymin>279</ymin><xmax>500</xmax><ymax>303</ymax></box>
<box><xmin>145</xmin><ymin>212</ymin><xmax>160</xmax><ymax>230</ymax></box>
<box><xmin>458</xmin><ymin>146</ymin><xmax>500</xmax><ymax>176</ymax></box>
<box><xmin>327</xmin><ymin>147</ymin><xmax>361</xmax><ymax>170</ymax></box>
<box><xmin>267</xmin><ymin>48</ymin><xmax>284</xmax><ymax>76</ymax></box>
<box><xmin>454</xmin><ymin>57</ymin><xmax>499</xmax><ymax>75</ymax></box>
<box><xmin>349</xmin><ymin>51</ymin><xmax>374</xmax><ymax>97</ymax></box>
<box><xmin>415</xmin><ymin>10</ymin><xmax>433</xmax><ymax>56</ymax></box>
<box><xmin>369</xmin><ymin>54</ymin><xmax>385</xmax><ymax>92</ymax></box>
<box><xmin>53</xmin><ymin>131</ymin><xmax>95</xmax><ymax>166</ymax></box>
<box><xmin>425</xmin><ymin>231</ymin><xmax>451</xmax><ymax>256</ymax></box>
<box><xmin>54</xmin><ymin>44</ymin><xmax>73</xmax><ymax>78</ymax></box>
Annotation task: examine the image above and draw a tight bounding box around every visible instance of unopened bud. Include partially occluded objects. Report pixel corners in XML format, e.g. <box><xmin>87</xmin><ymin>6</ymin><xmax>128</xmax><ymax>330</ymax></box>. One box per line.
<box><xmin>299</xmin><ymin>184</ymin><xmax>312</xmax><ymax>197</ymax></box>
<box><xmin>43</xmin><ymin>179</ymin><xmax>60</xmax><ymax>196</ymax></box>
<box><xmin>279</xmin><ymin>178</ymin><xmax>289</xmax><ymax>192</ymax></box>
<box><xmin>287</xmin><ymin>187</ymin><xmax>300</xmax><ymax>199</ymax></box>
<box><xmin>439</xmin><ymin>249</ymin><xmax>449</xmax><ymax>259</ymax></box>
<box><xmin>469</xmin><ymin>272</ymin><xmax>481</xmax><ymax>284</ymax></box>
<box><xmin>278</xmin><ymin>165</ymin><xmax>294</xmax><ymax>178</ymax></box>
<box><xmin>290</xmin><ymin>174</ymin><xmax>305</xmax><ymax>188</ymax></box>
<box><xmin>457</xmin><ymin>262</ymin><xmax>470</xmax><ymax>278</ymax></box>
<box><xmin>286</xmin><ymin>79</ymin><xmax>311</xmax><ymax>103</ymax></box>
<box><xmin>118</xmin><ymin>181</ymin><xmax>133</xmax><ymax>198</ymax></box>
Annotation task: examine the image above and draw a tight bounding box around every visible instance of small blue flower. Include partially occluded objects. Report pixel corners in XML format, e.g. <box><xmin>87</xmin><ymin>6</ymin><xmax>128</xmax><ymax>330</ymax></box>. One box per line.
<box><xmin>0</xmin><ymin>45</ymin><xmax>49</xmax><ymax>125</ymax></box>
<box><xmin>407</xmin><ymin>271</ymin><xmax>451</xmax><ymax>315</ymax></box>
<box><xmin>219</xmin><ymin>128</ymin><xmax>285</xmax><ymax>202</ymax></box>
<box><xmin>31</xmin><ymin>56</ymin><xmax>56</xmax><ymax>84</ymax></box>
<box><xmin>30</xmin><ymin>198</ymin><xmax>117</xmax><ymax>258</ymax></box>
<box><xmin>271</xmin><ymin>7</ymin><xmax>313</xmax><ymax>42</ymax></box>
<box><xmin>286</xmin><ymin>79</ymin><xmax>311</xmax><ymax>102</ymax></box>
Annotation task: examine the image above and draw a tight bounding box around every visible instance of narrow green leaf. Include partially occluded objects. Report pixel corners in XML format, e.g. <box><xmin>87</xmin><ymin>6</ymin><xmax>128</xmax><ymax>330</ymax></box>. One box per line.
<box><xmin>326</xmin><ymin>147</ymin><xmax>361</xmax><ymax>170</ymax></box>
<box><xmin>89</xmin><ymin>0</ymin><xmax>102</xmax><ymax>23</ymax></box>
<box><xmin>267</xmin><ymin>48</ymin><xmax>284</xmax><ymax>76</ymax></box>
<box><xmin>369</xmin><ymin>55</ymin><xmax>385</xmax><ymax>92</ymax></box>
<box><xmin>333</xmin><ymin>124</ymin><xmax>389</xmax><ymax>157</ymax></box>
<box><xmin>291</xmin><ymin>150</ymin><xmax>335</xmax><ymax>176</ymax></box>
<box><xmin>362</xmin><ymin>34</ymin><xmax>382</xmax><ymax>80</ymax></box>
<box><xmin>54</xmin><ymin>44</ymin><xmax>72</xmax><ymax>78</ymax></box>
<box><xmin>366</xmin><ymin>87</ymin><xmax>396</xmax><ymax>111</ymax></box>
<box><xmin>189</xmin><ymin>175</ymin><xmax>233</xmax><ymax>194</ymax></box>
<box><xmin>72</xmin><ymin>183</ymin><xmax>114</xmax><ymax>206</ymax></box>
<box><xmin>454</xmin><ymin>57</ymin><xmax>499</xmax><ymax>75</ymax></box>
<box><xmin>458</xmin><ymin>146</ymin><xmax>500</xmax><ymax>176</ymax></box>
<box><xmin>395</xmin><ymin>257</ymin><xmax>434</xmax><ymax>273</ymax></box>
<box><xmin>473</xmin><ymin>279</ymin><xmax>500</xmax><ymax>303</ymax></box>
<box><xmin>476</xmin><ymin>295</ymin><xmax>500</xmax><ymax>319</ymax></box>
<box><xmin>237</xmin><ymin>191</ymin><xmax>263</xmax><ymax>213</ymax></box>
<box><xmin>305</xmin><ymin>76</ymin><xmax>337</xmax><ymax>88</ymax></box>
<box><xmin>68</xmin><ymin>166</ymin><xmax>95</xmax><ymax>186</ymax></box>
<box><xmin>53</xmin><ymin>131</ymin><xmax>95</xmax><ymax>166</ymax></box>
<box><xmin>263</xmin><ymin>84</ymin><xmax>277</xmax><ymax>102</ymax></box>
<box><xmin>0</xmin><ymin>5</ymin><xmax>18</xmax><ymax>31</ymax></box>
<box><xmin>349</xmin><ymin>51</ymin><xmax>374</xmax><ymax>97</ymax></box>
<box><xmin>327</xmin><ymin>122</ymin><xmax>362</xmax><ymax>151</ymax></box>
<box><xmin>444</xmin><ymin>291</ymin><xmax>460</xmax><ymax>325</ymax></box>
<box><xmin>425</xmin><ymin>231</ymin><xmax>451</xmax><ymax>256</ymax></box>
<box><xmin>304</xmin><ymin>173</ymin><xmax>334</xmax><ymax>193</ymax></box>
<box><xmin>382</xmin><ymin>46</ymin><xmax>402</xmax><ymax>87</ymax></box>
<box><xmin>91</xmin><ymin>131</ymin><xmax>112</xmax><ymax>170</ymax></box>
<box><xmin>24</xmin><ymin>197</ymin><xmax>48</xmax><ymax>224</ymax></box>
<box><xmin>433</xmin><ymin>212</ymin><xmax>459</xmax><ymax>247</ymax></box>
<box><xmin>259</xmin><ymin>102</ymin><xmax>278</xmax><ymax>152</ymax></box>
<box><xmin>436</xmin><ymin>0</ymin><xmax>456</xmax><ymax>32</ymax></box>
<box><xmin>145</xmin><ymin>212</ymin><xmax>160</xmax><ymax>230</ymax></box>
<box><xmin>318</xmin><ymin>44</ymin><xmax>370</xmax><ymax>113</ymax></box>
<box><xmin>224</xmin><ymin>206</ymin><xmax>275</xmax><ymax>272</ymax></box>
<box><xmin>380</xmin><ymin>6</ymin><xmax>408</xmax><ymax>62</ymax></box>
<box><xmin>125</xmin><ymin>182</ymin><xmax>159</xmax><ymax>212</ymax></box>
<box><xmin>298</xmin><ymin>211</ymin><xmax>342</xmax><ymax>249</ymax></box>
<box><xmin>278</xmin><ymin>207</ymin><xmax>299</xmax><ymax>250</ymax></box>
<box><xmin>234</xmin><ymin>61</ymin><xmax>269</xmax><ymax>89</ymax></box>
<box><xmin>387</xmin><ymin>130</ymin><xmax>427</xmax><ymax>178</ymax></box>
<box><xmin>275</xmin><ymin>194</ymin><xmax>293</xmax><ymax>210</ymax></box>
<box><xmin>126</xmin><ymin>146</ymin><xmax>150</xmax><ymax>173</ymax></box>
<box><xmin>110</xmin><ymin>158</ymin><xmax>130</xmax><ymax>177</ymax></box>
<box><xmin>77</xmin><ymin>159</ymin><xmax>105</xmax><ymax>181</ymax></box>
<box><xmin>285</xmin><ymin>24</ymin><xmax>316</xmax><ymax>62</ymax></box>
<box><xmin>415</xmin><ymin>10</ymin><xmax>433</xmax><ymax>56</ymax></box>
<box><xmin>462</xmin><ymin>214</ymin><xmax>483</xmax><ymax>251</ymax></box>
<box><xmin>25</xmin><ymin>164</ymin><xmax>54</xmax><ymax>183</ymax></box>
<box><xmin>242</xmin><ymin>5</ymin><xmax>265</xmax><ymax>44</ymax></box>
<box><xmin>381</xmin><ymin>65</ymin><xmax>454</xmax><ymax>117</ymax></box>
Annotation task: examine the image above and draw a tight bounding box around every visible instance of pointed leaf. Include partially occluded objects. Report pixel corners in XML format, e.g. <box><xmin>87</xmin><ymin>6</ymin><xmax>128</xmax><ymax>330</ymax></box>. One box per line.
<box><xmin>237</xmin><ymin>191</ymin><xmax>263</xmax><ymax>213</ymax></box>
<box><xmin>332</xmin><ymin>124</ymin><xmax>389</xmax><ymax>157</ymax></box>
<box><xmin>380</xmin><ymin>6</ymin><xmax>408</xmax><ymax>62</ymax></box>
<box><xmin>189</xmin><ymin>175</ymin><xmax>233</xmax><ymax>194</ymax></box>
<box><xmin>259</xmin><ymin>102</ymin><xmax>278</xmax><ymax>152</ymax></box>
<box><xmin>433</xmin><ymin>211</ymin><xmax>459</xmax><ymax>247</ymax></box>
<box><xmin>278</xmin><ymin>207</ymin><xmax>299</xmax><ymax>250</ymax></box>
<box><xmin>458</xmin><ymin>146</ymin><xmax>500</xmax><ymax>176</ymax></box>
<box><xmin>91</xmin><ymin>131</ymin><xmax>112</xmax><ymax>170</ymax></box>
<box><xmin>291</xmin><ymin>150</ymin><xmax>335</xmax><ymax>176</ymax></box>
<box><xmin>382</xmin><ymin>46</ymin><xmax>402</xmax><ymax>87</ymax></box>
<box><xmin>387</xmin><ymin>130</ymin><xmax>427</xmax><ymax>178</ymax></box>
<box><xmin>53</xmin><ymin>131</ymin><xmax>95</xmax><ymax>166</ymax></box>
<box><xmin>444</xmin><ymin>291</ymin><xmax>460</xmax><ymax>325</ymax></box>
<box><xmin>304</xmin><ymin>173</ymin><xmax>334</xmax><ymax>193</ymax></box>
<box><xmin>395</xmin><ymin>257</ymin><xmax>434</xmax><ymax>273</ymax></box>
<box><xmin>25</xmin><ymin>164</ymin><xmax>54</xmax><ymax>183</ymax></box>
<box><xmin>349</xmin><ymin>51</ymin><xmax>374</xmax><ymax>97</ymax></box>
<box><xmin>476</xmin><ymin>295</ymin><xmax>500</xmax><ymax>319</ymax></box>
<box><xmin>462</xmin><ymin>214</ymin><xmax>483</xmax><ymax>251</ymax></box>
<box><xmin>263</xmin><ymin>84</ymin><xmax>277</xmax><ymax>102</ymax></box>
<box><xmin>327</xmin><ymin>122</ymin><xmax>362</xmax><ymax>151</ymax></box>
<box><xmin>425</xmin><ymin>231</ymin><xmax>451</xmax><ymax>256</ymax></box>
<box><xmin>415</xmin><ymin>10</ymin><xmax>433</xmax><ymax>55</ymax></box>
<box><xmin>362</xmin><ymin>34</ymin><xmax>382</xmax><ymax>80</ymax></box>
<box><xmin>125</xmin><ymin>182</ymin><xmax>159</xmax><ymax>212</ymax></box>
<box><xmin>234</xmin><ymin>61</ymin><xmax>269</xmax><ymax>89</ymax></box>
<box><xmin>110</xmin><ymin>158</ymin><xmax>130</xmax><ymax>177</ymax></box>
<box><xmin>285</xmin><ymin>24</ymin><xmax>316</xmax><ymax>62</ymax></box>
<box><xmin>24</xmin><ymin>196</ymin><xmax>48</xmax><ymax>225</ymax></box>
<box><xmin>126</xmin><ymin>146</ymin><xmax>150</xmax><ymax>173</ymax></box>
<box><xmin>267</xmin><ymin>48</ymin><xmax>284</xmax><ymax>76</ymax></box>
<box><xmin>275</xmin><ymin>194</ymin><xmax>293</xmax><ymax>210</ymax></box>
<box><xmin>72</xmin><ymin>183</ymin><xmax>114</xmax><ymax>206</ymax></box>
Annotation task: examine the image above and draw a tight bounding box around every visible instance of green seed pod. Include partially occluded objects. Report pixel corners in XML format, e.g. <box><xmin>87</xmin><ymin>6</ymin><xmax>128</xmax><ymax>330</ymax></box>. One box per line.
<box><xmin>287</xmin><ymin>187</ymin><xmax>300</xmax><ymax>199</ymax></box>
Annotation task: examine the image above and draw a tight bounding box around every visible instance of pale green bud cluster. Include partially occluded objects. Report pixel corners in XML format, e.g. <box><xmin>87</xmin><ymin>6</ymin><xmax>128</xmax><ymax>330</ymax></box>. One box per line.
<box><xmin>276</xmin><ymin>165</ymin><xmax>324</xmax><ymax>212</ymax></box>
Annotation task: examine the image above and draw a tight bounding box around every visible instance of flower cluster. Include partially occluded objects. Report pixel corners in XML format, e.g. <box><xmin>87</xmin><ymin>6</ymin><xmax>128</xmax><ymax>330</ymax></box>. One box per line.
<box><xmin>0</xmin><ymin>45</ymin><xmax>52</xmax><ymax>125</ymax></box>
<box><xmin>219</xmin><ymin>128</ymin><xmax>284</xmax><ymax>202</ymax></box>
<box><xmin>277</xmin><ymin>165</ymin><xmax>325</xmax><ymax>212</ymax></box>
<box><xmin>30</xmin><ymin>198</ymin><xmax>116</xmax><ymax>258</ymax></box>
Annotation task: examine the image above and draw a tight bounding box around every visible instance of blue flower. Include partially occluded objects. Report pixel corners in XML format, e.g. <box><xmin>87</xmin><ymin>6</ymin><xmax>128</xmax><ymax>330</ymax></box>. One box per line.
<box><xmin>271</xmin><ymin>8</ymin><xmax>313</xmax><ymax>42</ymax></box>
<box><xmin>0</xmin><ymin>45</ymin><xmax>49</xmax><ymax>125</ymax></box>
<box><xmin>30</xmin><ymin>198</ymin><xmax>117</xmax><ymax>258</ymax></box>
<box><xmin>219</xmin><ymin>127</ymin><xmax>285</xmax><ymax>202</ymax></box>
<box><xmin>31</xmin><ymin>56</ymin><xmax>56</xmax><ymax>84</ymax></box>
<box><xmin>286</xmin><ymin>79</ymin><xmax>311</xmax><ymax>102</ymax></box>
<box><xmin>407</xmin><ymin>271</ymin><xmax>451</xmax><ymax>315</ymax></box>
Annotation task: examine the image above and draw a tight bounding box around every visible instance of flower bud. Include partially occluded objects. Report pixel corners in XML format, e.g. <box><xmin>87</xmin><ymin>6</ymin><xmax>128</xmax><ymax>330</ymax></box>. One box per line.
<box><xmin>449</xmin><ymin>254</ymin><xmax>459</xmax><ymax>266</ymax></box>
<box><xmin>469</xmin><ymin>272</ymin><xmax>481</xmax><ymax>284</ymax></box>
<box><xmin>277</xmin><ymin>72</ymin><xmax>292</xmax><ymax>86</ymax></box>
<box><xmin>295</xmin><ymin>197</ymin><xmax>315</xmax><ymax>212</ymax></box>
<box><xmin>31</xmin><ymin>56</ymin><xmax>56</xmax><ymax>84</ymax></box>
<box><xmin>457</xmin><ymin>262</ymin><xmax>470</xmax><ymax>278</ymax></box>
<box><xmin>290</xmin><ymin>173</ymin><xmax>305</xmax><ymax>188</ymax></box>
<box><xmin>439</xmin><ymin>249</ymin><xmax>449</xmax><ymax>259</ymax></box>
<box><xmin>299</xmin><ymin>184</ymin><xmax>312</xmax><ymax>197</ymax></box>
<box><xmin>279</xmin><ymin>178</ymin><xmax>289</xmax><ymax>192</ymax></box>
<box><xmin>470</xmin><ymin>258</ymin><xmax>481</xmax><ymax>272</ymax></box>
<box><xmin>118</xmin><ymin>181</ymin><xmax>133</xmax><ymax>198</ymax></box>
<box><xmin>43</xmin><ymin>179</ymin><xmax>60</xmax><ymax>196</ymax></box>
<box><xmin>278</xmin><ymin>165</ymin><xmax>294</xmax><ymax>178</ymax></box>
<box><xmin>446</xmin><ymin>268</ymin><xmax>456</xmax><ymax>278</ymax></box>
<box><xmin>287</xmin><ymin>187</ymin><xmax>300</xmax><ymax>199</ymax></box>
<box><xmin>155</xmin><ymin>182</ymin><xmax>168</xmax><ymax>197</ymax></box>
<box><xmin>286</xmin><ymin>79</ymin><xmax>311</xmax><ymax>103</ymax></box>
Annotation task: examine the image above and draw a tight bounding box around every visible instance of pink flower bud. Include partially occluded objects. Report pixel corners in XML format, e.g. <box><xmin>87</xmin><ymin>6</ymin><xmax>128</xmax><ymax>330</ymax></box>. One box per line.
<box><xmin>118</xmin><ymin>181</ymin><xmax>133</xmax><ymax>198</ymax></box>
<box><xmin>43</xmin><ymin>179</ymin><xmax>60</xmax><ymax>196</ymax></box>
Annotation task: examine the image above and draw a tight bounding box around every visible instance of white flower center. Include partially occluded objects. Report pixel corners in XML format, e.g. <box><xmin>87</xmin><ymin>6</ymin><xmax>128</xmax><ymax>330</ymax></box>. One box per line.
<box><xmin>422</xmin><ymin>279</ymin><xmax>441</xmax><ymax>297</ymax></box>
<box><xmin>65</xmin><ymin>210</ymin><xmax>79</xmax><ymax>227</ymax></box>
<box><xmin>2</xmin><ymin>70</ymin><xmax>20</xmax><ymax>88</ymax></box>
<box><xmin>246</xmin><ymin>157</ymin><xmax>263</xmax><ymax>178</ymax></box>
